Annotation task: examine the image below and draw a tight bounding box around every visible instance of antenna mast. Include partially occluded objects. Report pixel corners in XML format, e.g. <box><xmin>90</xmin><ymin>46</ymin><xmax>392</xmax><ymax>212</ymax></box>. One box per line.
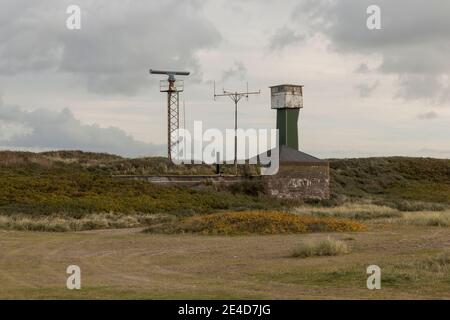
<box><xmin>150</xmin><ymin>69</ymin><xmax>190</xmax><ymax>161</ymax></box>
<box><xmin>214</xmin><ymin>82</ymin><xmax>260</xmax><ymax>173</ymax></box>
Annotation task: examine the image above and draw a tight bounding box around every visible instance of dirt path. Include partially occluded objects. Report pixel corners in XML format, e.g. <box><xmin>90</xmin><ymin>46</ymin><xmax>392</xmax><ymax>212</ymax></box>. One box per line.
<box><xmin>0</xmin><ymin>226</ymin><xmax>449</xmax><ymax>299</ymax></box>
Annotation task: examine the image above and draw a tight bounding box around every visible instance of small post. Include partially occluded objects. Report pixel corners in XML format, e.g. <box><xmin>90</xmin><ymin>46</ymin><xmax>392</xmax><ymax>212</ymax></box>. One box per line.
<box><xmin>215</xmin><ymin>152</ymin><xmax>221</xmax><ymax>175</ymax></box>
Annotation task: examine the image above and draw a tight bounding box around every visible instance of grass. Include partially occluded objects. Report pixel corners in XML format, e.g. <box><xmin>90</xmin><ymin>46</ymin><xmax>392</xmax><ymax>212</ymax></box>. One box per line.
<box><xmin>0</xmin><ymin>150</ymin><xmax>449</xmax><ymax>232</ymax></box>
<box><xmin>294</xmin><ymin>204</ymin><xmax>450</xmax><ymax>228</ymax></box>
<box><xmin>1</xmin><ymin>225</ymin><xmax>448</xmax><ymax>299</ymax></box>
<box><xmin>0</xmin><ymin>150</ymin><xmax>449</xmax><ymax>299</ymax></box>
<box><xmin>418</xmin><ymin>251</ymin><xmax>450</xmax><ymax>273</ymax></box>
<box><xmin>291</xmin><ymin>238</ymin><xmax>349</xmax><ymax>258</ymax></box>
<box><xmin>397</xmin><ymin>251</ymin><xmax>450</xmax><ymax>273</ymax></box>
<box><xmin>254</xmin><ymin>248</ymin><xmax>450</xmax><ymax>295</ymax></box>
<box><xmin>0</xmin><ymin>159</ymin><xmax>279</xmax><ymax>217</ymax></box>
<box><xmin>3</xmin><ymin>203</ymin><xmax>448</xmax><ymax>233</ymax></box>
<box><xmin>293</xmin><ymin>203</ymin><xmax>402</xmax><ymax>220</ymax></box>
<box><xmin>375</xmin><ymin>251</ymin><xmax>450</xmax><ymax>288</ymax></box>
<box><xmin>0</xmin><ymin>150</ymin><xmax>259</xmax><ymax>176</ymax></box>
<box><xmin>144</xmin><ymin>211</ymin><xmax>365</xmax><ymax>235</ymax></box>
<box><xmin>0</xmin><ymin>213</ymin><xmax>175</xmax><ymax>232</ymax></box>
<box><xmin>395</xmin><ymin>211</ymin><xmax>450</xmax><ymax>227</ymax></box>
<box><xmin>329</xmin><ymin>157</ymin><xmax>450</xmax><ymax>206</ymax></box>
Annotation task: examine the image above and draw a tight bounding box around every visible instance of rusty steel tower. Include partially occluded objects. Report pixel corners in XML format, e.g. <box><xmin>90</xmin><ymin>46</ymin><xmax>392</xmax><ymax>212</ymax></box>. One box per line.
<box><xmin>150</xmin><ymin>69</ymin><xmax>190</xmax><ymax>161</ymax></box>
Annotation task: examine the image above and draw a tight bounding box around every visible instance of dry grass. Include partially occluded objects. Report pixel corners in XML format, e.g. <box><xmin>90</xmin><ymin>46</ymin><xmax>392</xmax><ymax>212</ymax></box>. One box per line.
<box><xmin>0</xmin><ymin>213</ymin><xmax>175</xmax><ymax>232</ymax></box>
<box><xmin>144</xmin><ymin>211</ymin><xmax>365</xmax><ymax>235</ymax></box>
<box><xmin>2</xmin><ymin>205</ymin><xmax>446</xmax><ymax>233</ymax></box>
<box><xmin>410</xmin><ymin>251</ymin><xmax>450</xmax><ymax>273</ymax></box>
<box><xmin>291</xmin><ymin>238</ymin><xmax>349</xmax><ymax>258</ymax></box>
<box><xmin>293</xmin><ymin>203</ymin><xmax>402</xmax><ymax>220</ymax></box>
<box><xmin>294</xmin><ymin>204</ymin><xmax>450</xmax><ymax>228</ymax></box>
<box><xmin>394</xmin><ymin>211</ymin><xmax>450</xmax><ymax>227</ymax></box>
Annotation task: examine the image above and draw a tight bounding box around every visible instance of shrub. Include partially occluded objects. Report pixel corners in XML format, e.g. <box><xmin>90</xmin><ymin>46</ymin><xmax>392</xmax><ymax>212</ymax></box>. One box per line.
<box><xmin>226</xmin><ymin>180</ymin><xmax>267</xmax><ymax>197</ymax></box>
<box><xmin>144</xmin><ymin>211</ymin><xmax>365</xmax><ymax>235</ymax></box>
<box><xmin>291</xmin><ymin>238</ymin><xmax>349</xmax><ymax>258</ymax></box>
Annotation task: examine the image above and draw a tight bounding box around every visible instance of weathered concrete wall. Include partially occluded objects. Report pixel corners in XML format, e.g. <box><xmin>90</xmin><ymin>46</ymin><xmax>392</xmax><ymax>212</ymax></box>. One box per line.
<box><xmin>114</xmin><ymin>162</ymin><xmax>330</xmax><ymax>200</ymax></box>
<box><xmin>263</xmin><ymin>163</ymin><xmax>330</xmax><ymax>200</ymax></box>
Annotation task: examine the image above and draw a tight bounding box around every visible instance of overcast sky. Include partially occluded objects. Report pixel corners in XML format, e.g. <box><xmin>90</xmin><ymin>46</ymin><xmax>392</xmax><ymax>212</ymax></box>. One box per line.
<box><xmin>0</xmin><ymin>0</ymin><xmax>449</xmax><ymax>158</ymax></box>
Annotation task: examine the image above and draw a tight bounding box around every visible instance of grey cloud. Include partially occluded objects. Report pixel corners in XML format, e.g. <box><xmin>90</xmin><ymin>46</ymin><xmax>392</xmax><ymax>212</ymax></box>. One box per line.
<box><xmin>0</xmin><ymin>103</ymin><xmax>164</xmax><ymax>157</ymax></box>
<box><xmin>222</xmin><ymin>61</ymin><xmax>247</xmax><ymax>82</ymax></box>
<box><xmin>417</xmin><ymin>111</ymin><xmax>438</xmax><ymax>120</ymax></box>
<box><xmin>0</xmin><ymin>0</ymin><xmax>221</xmax><ymax>95</ymax></box>
<box><xmin>355</xmin><ymin>63</ymin><xmax>370</xmax><ymax>74</ymax></box>
<box><xmin>395</xmin><ymin>74</ymin><xmax>449</xmax><ymax>103</ymax></box>
<box><xmin>268</xmin><ymin>26</ymin><xmax>304</xmax><ymax>52</ymax></box>
<box><xmin>293</xmin><ymin>0</ymin><xmax>450</xmax><ymax>103</ymax></box>
<box><xmin>355</xmin><ymin>81</ymin><xmax>379</xmax><ymax>98</ymax></box>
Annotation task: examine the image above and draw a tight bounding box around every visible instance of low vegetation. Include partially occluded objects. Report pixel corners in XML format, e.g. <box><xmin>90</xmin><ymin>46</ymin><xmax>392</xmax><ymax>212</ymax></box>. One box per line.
<box><xmin>0</xmin><ymin>150</ymin><xmax>449</xmax><ymax>232</ymax></box>
<box><xmin>293</xmin><ymin>203</ymin><xmax>402</xmax><ymax>220</ymax></box>
<box><xmin>0</xmin><ymin>150</ymin><xmax>258</xmax><ymax>176</ymax></box>
<box><xmin>0</xmin><ymin>152</ymin><xmax>279</xmax><ymax>218</ymax></box>
<box><xmin>294</xmin><ymin>204</ymin><xmax>450</xmax><ymax>228</ymax></box>
<box><xmin>372</xmin><ymin>251</ymin><xmax>450</xmax><ymax>288</ymax></box>
<box><xmin>0</xmin><ymin>213</ymin><xmax>175</xmax><ymax>232</ymax></box>
<box><xmin>329</xmin><ymin>157</ymin><xmax>450</xmax><ymax>207</ymax></box>
<box><xmin>1</xmin><ymin>151</ymin><xmax>449</xmax><ymax>299</ymax></box>
<box><xmin>394</xmin><ymin>211</ymin><xmax>450</xmax><ymax>227</ymax></box>
<box><xmin>144</xmin><ymin>211</ymin><xmax>365</xmax><ymax>235</ymax></box>
<box><xmin>291</xmin><ymin>238</ymin><xmax>349</xmax><ymax>258</ymax></box>
<box><xmin>415</xmin><ymin>251</ymin><xmax>450</xmax><ymax>273</ymax></box>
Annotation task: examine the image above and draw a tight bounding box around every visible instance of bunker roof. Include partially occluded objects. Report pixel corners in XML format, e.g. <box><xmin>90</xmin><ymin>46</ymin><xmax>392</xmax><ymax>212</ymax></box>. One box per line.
<box><xmin>269</xmin><ymin>84</ymin><xmax>304</xmax><ymax>88</ymax></box>
<box><xmin>279</xmin><ymin>145</ymin><xmax>325</xmax><ymax>163</ymax></box>
<box><xmin>254</xmin><ymin>145</ymin><xmax>327</xmax><ymax>165</ymax></box>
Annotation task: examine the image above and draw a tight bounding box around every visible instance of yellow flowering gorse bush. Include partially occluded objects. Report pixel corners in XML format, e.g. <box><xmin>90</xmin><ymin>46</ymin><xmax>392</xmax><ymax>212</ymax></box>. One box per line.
<box><xmin>147</xmin><ymin>211</ymin><xmax>366</xmax><ymax>235</ymax></box>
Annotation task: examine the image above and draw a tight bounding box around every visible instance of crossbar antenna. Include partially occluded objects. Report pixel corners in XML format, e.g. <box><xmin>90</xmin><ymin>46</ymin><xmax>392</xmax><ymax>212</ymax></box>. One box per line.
<box><xmin>213</xmin><ymin>81</ymin><xmax>260</xmax><ymax>174</ymax></box>
<box><xmin>150</xmin><ymin>69</ymin><xmax>190</xmax><ymax>161</ymax></box>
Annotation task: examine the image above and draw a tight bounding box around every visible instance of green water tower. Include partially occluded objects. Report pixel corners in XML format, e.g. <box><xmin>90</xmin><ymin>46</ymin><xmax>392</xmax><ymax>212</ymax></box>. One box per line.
<box><xmin>270</xmin><ymin>84</ymin><xmax>304</xmax><ymax>150</ymax></box>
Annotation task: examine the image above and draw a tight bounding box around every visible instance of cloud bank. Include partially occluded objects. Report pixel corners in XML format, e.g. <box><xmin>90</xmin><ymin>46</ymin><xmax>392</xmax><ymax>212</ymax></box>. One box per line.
<box><xmin>290</xmin><ymin>0</ymin><xmax>450</xmax><ymax>103</ymax></box>
<box><xmin>0</xmin><ymin>103</ymin><xmax>164</xmax><ymax>157</ymax></box>
<box><xmin>0</xmin><ymin>0</ymin><xmax>221</xmax><ymax>95</ymax></box>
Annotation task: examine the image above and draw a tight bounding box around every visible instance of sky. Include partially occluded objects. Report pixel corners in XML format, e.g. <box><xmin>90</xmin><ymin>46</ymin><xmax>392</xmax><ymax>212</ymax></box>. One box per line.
<box><xmin>0</xmin><ymin>0</ymin><xmax>449</xmax><ymax>159</ymax></box>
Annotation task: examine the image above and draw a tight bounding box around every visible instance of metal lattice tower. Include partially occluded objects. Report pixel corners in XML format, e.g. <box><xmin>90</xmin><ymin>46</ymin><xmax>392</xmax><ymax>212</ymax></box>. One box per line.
<box><xmin>150</xmin><ymin>69</ymin><xmax>190</xmax><ymax>161</ymax></box>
